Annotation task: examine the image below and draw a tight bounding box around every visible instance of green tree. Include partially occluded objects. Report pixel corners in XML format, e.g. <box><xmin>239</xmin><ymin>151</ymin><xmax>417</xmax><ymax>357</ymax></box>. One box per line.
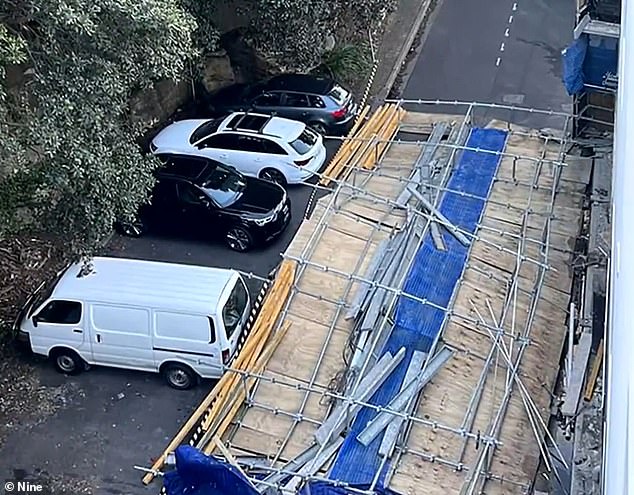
<box><xmin>0</xmin><ymin>0</ymin><xmax>393</xmax><ymax>253</ymax></box>
<box><xmin>0</xmin><ymin>0</ymin><xmax>198</xmax><ymax>251</ymax></box>
<box><xmin>249</xmin><ymin>0</ymin><xmax>396</xmax><ymax>70</ymax></box>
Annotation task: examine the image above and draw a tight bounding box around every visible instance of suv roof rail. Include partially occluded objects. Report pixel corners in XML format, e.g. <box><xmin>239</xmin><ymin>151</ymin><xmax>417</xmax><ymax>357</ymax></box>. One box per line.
<box><xmin>229</xmin><ymin>110</ymin><xmax>249</xmax><ymax>131</ymax></box>
<box><xmin>258</xmin><ymin>114</ymin><xmax>275</xmax><ymax>134</ymax></box>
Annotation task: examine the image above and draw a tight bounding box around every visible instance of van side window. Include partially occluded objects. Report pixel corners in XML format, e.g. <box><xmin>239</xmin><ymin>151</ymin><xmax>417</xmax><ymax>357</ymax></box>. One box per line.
<box><xmin>223</xmin><ymin>279</ymin><xmax>249</xmax><ymax>339</ymax></box>
<box><xmin>155</xmin><ymin>312</ymin><xmax>216</xmax><ymax>343</ymax></box>
<box><xmin>92</xmin><ymin>305</ymin><xmax>149</xmax><ymax>335</ymax></box>
<box><xmin>36</xmin><ymin>300</ymin><xmax>82</xmax><ymax>324</ymax></box>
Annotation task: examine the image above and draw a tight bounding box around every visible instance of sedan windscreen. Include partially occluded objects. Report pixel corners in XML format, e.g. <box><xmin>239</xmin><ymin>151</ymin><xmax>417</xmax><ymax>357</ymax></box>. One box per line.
<box><xmin>189</xmin><ymin>119</ymin><xmax>223</xmax><ymax>144</ymax></box>
<box><xmin>201</xmin><ymin>166</ymin><xmax>246</xmax><ymax>207</ymax></box>
<box><xmin>290</xmin><ymin>129</ymin><xmax>317</xmax><ymax>155</ymax></box>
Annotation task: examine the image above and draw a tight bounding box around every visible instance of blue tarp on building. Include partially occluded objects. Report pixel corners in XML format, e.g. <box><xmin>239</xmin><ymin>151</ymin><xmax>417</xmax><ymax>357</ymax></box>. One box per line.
<box><xmin>562</xmin><ymin>36</ymin><xmax>588</xmax><ymax>95</ymax></box>
<box><xmin>562</xmin><ymin>33</ymin><xmax>618</xmax><ymax>95</ymax></box>
<box><xmin>583</xmin><ymin>34</ymin><xmax>618</xmax><ymax>86</ymax></box>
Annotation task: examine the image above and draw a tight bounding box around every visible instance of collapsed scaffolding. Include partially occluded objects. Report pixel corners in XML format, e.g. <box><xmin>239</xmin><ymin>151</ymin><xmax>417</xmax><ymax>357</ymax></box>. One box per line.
<box><xmin>142</xmin><ymin>100</ymin><xmax>591</xmax><ymax>495</ymax></box>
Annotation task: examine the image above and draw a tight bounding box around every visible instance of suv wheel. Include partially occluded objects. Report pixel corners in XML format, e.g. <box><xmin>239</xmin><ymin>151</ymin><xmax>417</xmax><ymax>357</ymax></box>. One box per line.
<box><xmin>259</xmin><ymin>168</ymin><xmax>287</xmax><ymax>187</ymax></box>
<box><xmin>162</xmin><ymin>363</ymin><xmax>197</xmax><ymax>390</ymax></box>
<box><xmin>225</xmin><ymin>225</ymin><xmax>253</xmax><ymax>252</ymax></box>
<box><xmin>117</xmin><ymin>219</ymin><xmax>147</xmax><ymax>238</ymax></box>
<box><xmin>309</xmin><ymin>122</ymin><xmax>327</xmax><ymax>135</ymax></box>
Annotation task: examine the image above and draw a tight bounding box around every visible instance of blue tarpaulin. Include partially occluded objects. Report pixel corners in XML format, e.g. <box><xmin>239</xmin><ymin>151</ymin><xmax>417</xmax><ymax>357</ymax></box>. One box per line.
<box><xmin>326</xmin><ymin>128</ymin><xmax>508</xmax><ymax>488</ymax></box>
<box><xmin>562</xmin><ymin>36</ymin><xmax>588</xmax><ymax>95</ymax></box>
<box><xmin>583</xmin><ymin>35</ymin><xmax>618</xmax><ymax>86</ymax></box>
<box><xmin>562</xmin><ymin>33</ymin><xmax>619</xmax><ymax>95</ymax></box>
<box><xmin>300</xmin><ymin>481</ymin><xmax>401</xmax><ymax>495</ymax></box>
<box><xmin>164</xmin><ymin>445</ymin><xmax>259</xmax><ymax>495</ymax></box>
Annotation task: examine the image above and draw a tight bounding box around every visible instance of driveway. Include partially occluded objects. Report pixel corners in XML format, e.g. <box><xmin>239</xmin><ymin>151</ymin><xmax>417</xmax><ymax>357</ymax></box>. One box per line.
<box><xmin>0</xmin><ymin>142</ymin><xmax>337</xmax><ymax>495</ymax></box>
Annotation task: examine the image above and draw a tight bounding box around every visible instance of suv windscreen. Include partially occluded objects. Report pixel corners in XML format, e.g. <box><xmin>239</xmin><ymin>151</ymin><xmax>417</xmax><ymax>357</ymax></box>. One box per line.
<box><xmin>200</xmin><ymin>165</ymin><xmax>247</xmax><ymax>208</ymax></box>
<box><xmin>328</xmin><ymin>85</ymin><xmax>349</xmax><ymax>106</ymax></box>
<box><xmin>190</xmin><ymin>119</ymin><xmax>223</xmax><ymax>144</ymax></box>
<box><xmin>222</xmin><ymin>279</ymin><xmax>249</xmax><ymax>339</ymax></box>
<box><xmin>290</xmin><ymin>129</ymin><xmax>317</xmax><ymax>155</ymax></box>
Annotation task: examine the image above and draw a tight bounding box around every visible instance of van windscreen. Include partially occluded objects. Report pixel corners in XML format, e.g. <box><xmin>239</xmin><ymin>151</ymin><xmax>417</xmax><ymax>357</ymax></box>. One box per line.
<box><xmin>27</xmin><ymin>266</ymin><xmax>68</xmax><ymax>317</ymax></box>
<box><xmin>222</xmin><ymin>279</ymin><xmax>249</xmax><ymax>339</ymax></box>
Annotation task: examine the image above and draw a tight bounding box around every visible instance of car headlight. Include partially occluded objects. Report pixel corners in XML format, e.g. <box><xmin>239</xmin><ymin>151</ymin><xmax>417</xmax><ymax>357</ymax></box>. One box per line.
<box><xmin>253</xmin><ymin>214</ymin><xmax>275</xmax><ymax>226</ymax></box>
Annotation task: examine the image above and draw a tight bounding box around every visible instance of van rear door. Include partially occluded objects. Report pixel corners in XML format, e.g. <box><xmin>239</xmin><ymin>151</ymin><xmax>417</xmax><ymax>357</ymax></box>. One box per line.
<box><xmin>221</xmin><ymin>276</ymin><xmax>251</xmax><ymax>360</ymax></box>
<box><xmin>152</xmin><ymin>311</ymin><xmax>223</xmax><ymax>378</ymax></box>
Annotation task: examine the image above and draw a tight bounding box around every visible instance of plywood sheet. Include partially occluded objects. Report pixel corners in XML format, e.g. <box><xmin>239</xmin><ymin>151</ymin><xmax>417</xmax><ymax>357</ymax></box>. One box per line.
<box><xmin>226</xmin><ymin>131</ymin><xmax>418</xmax><ymax>466</ymax></box>
<box><xmin>389</xmin><ymin>118</ymin><xmax>585</xmax><ymax>495</ymax></box>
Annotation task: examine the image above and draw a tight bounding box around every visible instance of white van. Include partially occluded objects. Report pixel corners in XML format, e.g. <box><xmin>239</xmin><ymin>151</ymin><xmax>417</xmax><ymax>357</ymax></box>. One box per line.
<box><xmin>15</xmin><ymin>257</ymin><xmax>251</xmax><ymax>389</ymax></box>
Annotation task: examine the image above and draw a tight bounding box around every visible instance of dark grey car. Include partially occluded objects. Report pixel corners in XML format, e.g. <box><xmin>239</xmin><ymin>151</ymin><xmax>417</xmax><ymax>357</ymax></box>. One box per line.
<box><xmin>204</xmin><ymin>74</ymin><xmax>359</xmax><ymax>136</ymax></box>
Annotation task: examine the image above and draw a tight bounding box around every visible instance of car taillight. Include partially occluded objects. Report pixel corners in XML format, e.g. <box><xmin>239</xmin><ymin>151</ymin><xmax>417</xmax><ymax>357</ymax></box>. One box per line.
<box><xmin>331</xmin><ymin>108</ymin><xmax>347</xmax><ymax>120</ymax></box>
<box><xmin>222</xmin><ymin>349</ymin><xmax>230</xmax><ymax>365</ymax></box>
<box><xmin>295</xmin><ymin>158</ymin><xmax>312</xmax><ymax>166</ymax></box>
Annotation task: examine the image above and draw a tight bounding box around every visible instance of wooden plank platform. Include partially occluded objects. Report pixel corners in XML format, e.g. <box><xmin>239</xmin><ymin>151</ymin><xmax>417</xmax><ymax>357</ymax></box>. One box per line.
<box><xmin>226</xmin><ymin>127</ymin><xmax>420</xmax><ymax>463</ymax></box>
<box><xmin>204</xmin><ymin>109</ymin><xmax>589</xmax><ymax>495</ymax></box>
<box><xmin>389</xmin><ymin>116</ymin><xmax>589</xmax><ymax>495</ymax></box>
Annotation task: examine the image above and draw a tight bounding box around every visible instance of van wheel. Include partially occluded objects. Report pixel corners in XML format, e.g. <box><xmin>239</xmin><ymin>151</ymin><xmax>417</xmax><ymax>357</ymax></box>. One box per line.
<box><xmin>51</xmin><ymin>349</ymin><xmax>84</xmax><ymax>375</ymax></box>
<box><xmin>162</xmin><ymin>363</ymin><xmax>197</xmax><ymax>390</ymax></box>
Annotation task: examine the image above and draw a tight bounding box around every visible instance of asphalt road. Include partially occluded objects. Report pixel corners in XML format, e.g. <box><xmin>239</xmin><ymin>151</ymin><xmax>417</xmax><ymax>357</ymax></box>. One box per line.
<box><xmin>403</xmin><ymin>0</ymin><xmax>574</xmax><ymax>129</ymax></box>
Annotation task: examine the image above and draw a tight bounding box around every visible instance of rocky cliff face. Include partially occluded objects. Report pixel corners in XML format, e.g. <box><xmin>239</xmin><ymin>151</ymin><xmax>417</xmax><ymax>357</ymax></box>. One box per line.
<box><xmin>129</xmin><ymin>28</ymin><xmax>273</xmax><ymax>126</ymax></box>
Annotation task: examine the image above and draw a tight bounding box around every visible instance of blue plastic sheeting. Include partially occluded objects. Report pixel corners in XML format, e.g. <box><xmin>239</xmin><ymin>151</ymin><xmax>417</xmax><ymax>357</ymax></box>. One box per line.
<box><xmin>164</xmin><ymin>445</ymin><xmax>259</xmax><ymax>495</ymax></box>
<box><xmin>562</xmin><ymin>36</ymin><xmax>588</xmax><ymax>95</ymax></box>
<box><xmin>583</xmin><ymin>35</ymin><xmax>618</xmax><ymax>87</ymax></box>
<box><xmin>562</xmin><ymin>34</ymin><xmax>619</xmax><ymax>94</ymax></box>
<box><xmin>327</xmin><ymin>128</ymin><xmax>508</xmax><ymax>488</ymax></box>
<box><xmin>301</xmin><ymin>481</ymin><xmax>401</xmax><ymax>495</ymax></box>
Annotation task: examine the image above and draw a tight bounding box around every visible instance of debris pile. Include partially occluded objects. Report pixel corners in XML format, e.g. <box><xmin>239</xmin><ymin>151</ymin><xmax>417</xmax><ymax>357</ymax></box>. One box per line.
<box><xmin>0</xmin><ymin>236</ymin><xmax>69</xmax><ymax>445</ymax></box>
<box><xmin>0</xmin><ymin>236</ymin><xmax>67</xmax><ymax>344</ymax></box>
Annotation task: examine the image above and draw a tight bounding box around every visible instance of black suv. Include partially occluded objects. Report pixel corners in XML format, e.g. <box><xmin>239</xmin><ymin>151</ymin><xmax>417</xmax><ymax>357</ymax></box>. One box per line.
<box><xmin>204</xmin><ymin>74</ymin><xmax>358</xmax><ymax>136</ymax></box>
<box><xmin>118</xmin><ymin>154</ymin><xmax>291</xmax><ymax>251</ymax></box>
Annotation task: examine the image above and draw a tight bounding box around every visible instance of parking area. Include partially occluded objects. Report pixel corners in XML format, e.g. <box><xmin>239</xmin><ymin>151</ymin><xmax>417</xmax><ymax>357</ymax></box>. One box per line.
<box><xmin>0</xmin><ymin>141</ymin><xmax>339</xmax><ymax>495</ymax></box>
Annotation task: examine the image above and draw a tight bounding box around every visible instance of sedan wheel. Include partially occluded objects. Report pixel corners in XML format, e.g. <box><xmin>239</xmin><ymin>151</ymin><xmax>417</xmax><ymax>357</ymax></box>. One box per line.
<box><xmin>259</xmin><ymin>168</ymin><xmax>287</xmax><ymax>187</ymax></box>
<box><xmin>225</xmin><ymin>226</ymin><xmax>253</xmax><ymax>252</ymax></box>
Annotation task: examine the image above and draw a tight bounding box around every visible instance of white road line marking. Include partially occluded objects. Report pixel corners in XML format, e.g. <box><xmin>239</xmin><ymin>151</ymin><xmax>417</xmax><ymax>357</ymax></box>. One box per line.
<box><xmin>496</xmin><ymin>57</ymin><xmax>501</xmax><ymax>66</ymax></box>
<box><xmin>509</xmin><ymin>15</ymin><xmax>514</xmax><ymax>23</ymax></box>
<box><xmin>505</xmin><ymin>27</ymin><xmax>510</xmax><ymax>37</ymax></box>
<box><xmin>500</xmin><ymin>42</ymin><xmax>505</xmax><ymax>51</ymax></box>
<box><xmin>512</xmin><ymin>2</ymin><xmax>517</xmax><ymax>11</ymax></box>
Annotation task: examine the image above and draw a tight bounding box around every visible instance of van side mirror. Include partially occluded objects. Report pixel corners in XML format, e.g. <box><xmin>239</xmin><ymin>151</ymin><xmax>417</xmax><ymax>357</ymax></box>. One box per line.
<box><xmin>32</xmin><ymin>315</ymin><xmax>39</xmax><ymax>327</ymax></box>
